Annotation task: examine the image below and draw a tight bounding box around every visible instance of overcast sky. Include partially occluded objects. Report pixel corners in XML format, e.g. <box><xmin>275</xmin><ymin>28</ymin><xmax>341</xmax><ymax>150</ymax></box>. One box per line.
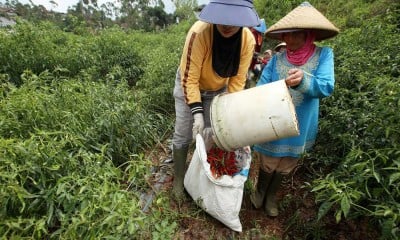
<box><xmin>7</xmin><ymin>0</ymin><xmax>209</xmax><ymax>14</ymax></box>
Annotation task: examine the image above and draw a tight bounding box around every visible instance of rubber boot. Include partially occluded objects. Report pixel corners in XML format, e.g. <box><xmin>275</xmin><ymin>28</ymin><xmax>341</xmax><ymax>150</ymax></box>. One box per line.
<box><xmin>250</xmin><ymin>170</ymin><xmax>273</xmax><ymax>209</ymax></box>
<box><xmin>264</xmin><ymin>172</ymin><xmax>283</xmax><ymax>217</ymax></box>
<box><xmin>172</xmin><ymin>145</ymin><xmax>189</xmax><ymax>200</ymax></box>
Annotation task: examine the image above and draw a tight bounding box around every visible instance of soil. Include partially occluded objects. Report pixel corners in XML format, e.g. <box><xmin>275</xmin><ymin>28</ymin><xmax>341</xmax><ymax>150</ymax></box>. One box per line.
<box><xmin>145</xmin><ymin>142</ymin><xmax>380</xmax><ymax>240</ymax></box>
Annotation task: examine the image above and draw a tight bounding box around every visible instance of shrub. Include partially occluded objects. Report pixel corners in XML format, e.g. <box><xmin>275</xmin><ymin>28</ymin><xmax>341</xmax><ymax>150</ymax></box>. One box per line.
<box><xmin>309</xmin><ymin>1</ymin><xmax>400</xmax><ymax>238</ymax></box>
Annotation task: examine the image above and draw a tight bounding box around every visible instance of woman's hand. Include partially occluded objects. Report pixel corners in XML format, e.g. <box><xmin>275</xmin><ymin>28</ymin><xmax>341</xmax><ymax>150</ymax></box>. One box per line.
<box><xmin>285</xmin><ymin>68</ymin><xmax>304</xmax><ymax>87</ymax></box>
<box><xmin>192</xmin><ymin>113</ymin><xmax>205</xmax><ymax>141</ymax></box>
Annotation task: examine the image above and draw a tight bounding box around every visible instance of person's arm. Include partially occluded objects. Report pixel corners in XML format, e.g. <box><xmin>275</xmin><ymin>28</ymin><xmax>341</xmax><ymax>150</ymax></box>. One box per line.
<box><xmin>180</xmin><ymin>24</ymin><xmax>208</xmax><ymax>115</ymax></box>
<box><xmin>293</xmin><ymin>47</ymin><xmax>335</xmax><ymax>98</ymax></box>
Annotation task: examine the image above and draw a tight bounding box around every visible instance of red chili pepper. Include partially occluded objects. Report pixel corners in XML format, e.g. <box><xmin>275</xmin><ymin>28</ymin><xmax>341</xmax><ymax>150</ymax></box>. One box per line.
<box><xmin>207</xmin><ymin>146</ymin><xmax>239</xmax><ymax>178</ymax></box>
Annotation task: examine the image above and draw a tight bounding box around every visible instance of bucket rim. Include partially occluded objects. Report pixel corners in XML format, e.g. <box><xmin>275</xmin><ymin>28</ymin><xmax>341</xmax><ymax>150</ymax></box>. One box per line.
<box><xmin>210</xmin><ymin>94</ymin><xmax>233</xmax><ymax>151</ymax></box>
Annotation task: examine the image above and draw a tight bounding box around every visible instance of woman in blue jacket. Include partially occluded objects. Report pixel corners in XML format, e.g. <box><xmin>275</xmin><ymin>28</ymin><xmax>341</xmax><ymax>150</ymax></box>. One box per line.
<box><xmin>251</xmin><ymin>2</ymin><xmax>340</xmax><ymax>217</ymax></box>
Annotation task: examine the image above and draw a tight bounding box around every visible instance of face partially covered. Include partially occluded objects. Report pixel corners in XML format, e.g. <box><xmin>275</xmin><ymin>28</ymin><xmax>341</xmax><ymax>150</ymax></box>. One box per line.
<box><xmin>282</xmin><ymin>30</ymin><xmax>307</xmax><ymax>51</ymax></box>
<box><xmin>216</xmin><ymin>24</ymin><xmax>241</xmax><ymax>38</ymax></box>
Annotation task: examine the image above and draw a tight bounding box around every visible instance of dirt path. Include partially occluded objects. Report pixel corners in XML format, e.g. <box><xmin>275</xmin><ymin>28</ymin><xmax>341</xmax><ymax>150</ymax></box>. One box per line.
<box><xmin>145</xmin><ymin>142</ymin><xmax>379</xmax><ymax>240</ymax></box>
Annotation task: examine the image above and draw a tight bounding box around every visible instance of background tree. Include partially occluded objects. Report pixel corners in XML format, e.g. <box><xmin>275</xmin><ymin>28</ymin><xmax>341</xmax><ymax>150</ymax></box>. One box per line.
<box><xmin>49</xmin><ymin>0</ymin><xmax>57</xmax><ymax>11</ymax></box>
<box><xmin>173</xmin><ymin>0</ymin><xmax>198</xmax><ymax>22</ymax></box>
<box><xmin>117</xmin><ymin>0</ymin><xmax>171</xmax><ymax>30</ymax></box>
<box><xmin>141</xmin><ymin>5</ymin><xmax>170</xmax><ymax>31</ymax></box>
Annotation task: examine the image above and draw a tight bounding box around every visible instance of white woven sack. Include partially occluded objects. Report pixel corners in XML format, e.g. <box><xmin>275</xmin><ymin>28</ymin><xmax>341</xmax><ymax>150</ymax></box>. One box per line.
<box><xmin>184</xmin><ymin>134</ymin><xmax>251</xmax><ymax>232</ymax></box>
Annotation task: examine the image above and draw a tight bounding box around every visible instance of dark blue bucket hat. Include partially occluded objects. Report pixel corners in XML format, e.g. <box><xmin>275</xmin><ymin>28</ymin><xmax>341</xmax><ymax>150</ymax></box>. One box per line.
<box><xmin>198</xmin><ymin>0</ymin><xmax>261</xmax><ymax>27</ymax></box>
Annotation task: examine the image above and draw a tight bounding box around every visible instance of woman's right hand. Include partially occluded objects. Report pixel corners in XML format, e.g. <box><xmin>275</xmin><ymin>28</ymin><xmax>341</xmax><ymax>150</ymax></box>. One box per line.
<box><xmin>192</xmin><ymin>113</ymin><xmax>205</xmax><ymax>141</ymax></box>
<box><xmin>285</xmin><ymin>68</ymin><xmax>304</xmax><ymax>87</ymax></box>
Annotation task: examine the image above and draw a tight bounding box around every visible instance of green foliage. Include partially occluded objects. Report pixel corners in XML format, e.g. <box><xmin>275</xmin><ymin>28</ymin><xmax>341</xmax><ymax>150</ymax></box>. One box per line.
<box><xmin>0</xmin><ymin>71</ymin><xmax>171</xmax><ymax>165</ymax></box>
<box><xmin>304</xmin><ymin>0</ymin><xmax>400</xmax><ymax>238</ymax></box>
<box><xmin>131</xmin><ymin>26</ymin><xmax>185</xmax><ymax>113</ymax></box>
<box><xmin>92</xmin><ymin>27</ymin><xmax>145</xmax><ymax>86</ymax></box>
<box><xmin>1</xmin><ymin>0</ymin><xmax>399</xmax><ymax>238</ymax></box>
<box><xmin>0</xmin><ymin>135</ymin><xmax>178</xmax><ymax>239</ymax></box>
<box><xmin>173</xmin><ymin>0</ymin><xmax>199</xmax><ymax>22</ymax></box>
<box><xmin>116</xmin><ymin>0</ymin><xmax>175</xmax><ymax>31</ymax></box>
<box><xmin>254</xmin><ymin>0</ymin><xmax>299</xmax><ymax>27</ymax></box>
<box><xmin>0</xmin><ymin>71</ymin><xmax>177</xmax><ymax>238</ymax></box>
<box><xmin>0</xmin><ymin>21</ymin><xmax>144</xmax><ymax>86</ymax></box>
<box><xmin>5</xmin><ymin>0</ymin><xmax>174</xmax><ymax>31</ymax></box>
<box><xmin>1</xmin><ymin>136</ymin><xmax>137</xmax><ymax>238</ymax></box>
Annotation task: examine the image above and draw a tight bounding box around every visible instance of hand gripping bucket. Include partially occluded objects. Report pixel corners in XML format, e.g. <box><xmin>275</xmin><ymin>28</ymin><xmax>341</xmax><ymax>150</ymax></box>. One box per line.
<box><xmin>210</xmin><ymin>80</ymin><xmax>299</xmax><ymax>151</ymax></box>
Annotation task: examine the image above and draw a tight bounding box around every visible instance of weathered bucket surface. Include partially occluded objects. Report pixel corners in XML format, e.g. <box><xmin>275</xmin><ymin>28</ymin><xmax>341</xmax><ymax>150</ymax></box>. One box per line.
<box><xmin>210</xmin><ymin>80</ymin><xmax>299</xmax><ymax>151</ymax></box>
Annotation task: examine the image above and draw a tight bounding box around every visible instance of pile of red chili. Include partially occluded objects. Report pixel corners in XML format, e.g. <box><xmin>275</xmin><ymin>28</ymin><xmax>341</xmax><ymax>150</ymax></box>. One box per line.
<box><xmin>207</xmin><ymin>146</ymin><xmax>239</xmax><ymax>178</ymax></box>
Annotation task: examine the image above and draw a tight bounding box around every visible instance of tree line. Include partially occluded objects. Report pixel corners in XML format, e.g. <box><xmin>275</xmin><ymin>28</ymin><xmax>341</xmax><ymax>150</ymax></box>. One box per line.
<box><xmin>0</xmin><ymin>0</ymin><xmax>200</xmax><ymax>31</ymax></box>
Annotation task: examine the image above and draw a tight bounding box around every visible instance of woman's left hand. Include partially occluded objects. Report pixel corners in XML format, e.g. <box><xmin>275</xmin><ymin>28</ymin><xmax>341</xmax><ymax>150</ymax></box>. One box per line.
<box><xmin>285</xmin><ymin>68</ymin><xmax>304</xmax><ymax>87</ymax></box>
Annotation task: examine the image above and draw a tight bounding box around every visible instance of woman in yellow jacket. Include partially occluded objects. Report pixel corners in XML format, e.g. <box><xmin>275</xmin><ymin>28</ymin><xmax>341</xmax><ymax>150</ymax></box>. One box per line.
<box><xmin>172</xmin><ymin>0</ymin><xmax>260</xmax><ymax>199</ymax></box>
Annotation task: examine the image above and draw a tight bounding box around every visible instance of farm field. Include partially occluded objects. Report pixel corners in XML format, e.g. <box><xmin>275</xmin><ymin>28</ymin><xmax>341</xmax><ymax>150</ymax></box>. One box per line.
<box><xmin>0</xmin><ymin>0</ymin><xmax>399</xmax><ymax>239</ymax></box>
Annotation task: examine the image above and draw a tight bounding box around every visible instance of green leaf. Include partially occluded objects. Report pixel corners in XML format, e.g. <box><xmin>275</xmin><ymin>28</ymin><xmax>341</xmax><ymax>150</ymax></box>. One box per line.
<box><xmin>317</xmin><ymin>201</ymin><xmax>333</xmax><ymax>221</ymax></box>
<box><xmin>383</xmin><ymin>209</ymin><xmax>393</xmax><ymax>217</ymax></box>
<box><xmin>381</xmin><ymin>219</ymin><xmax>395</xmax><ymax>239</ymax></box>
<box><xmin>335</xmin><ymin>210</ymin><xmax>342</xmax><ymax>223</ymax></box>
<box><xmin>340</xmin><ymin>195</ymin><xmax>350</xmax><ymax>218</ymax></box>
<box><xmin>47</xmin><ymin>202</ymin><xmax>54</xmax><ymax>225</ymax></box>
<box><xmin>311</xmin><ymin>184</ymin><xmax>327</xmax><ymax>192</ymax></box>
<box><xmin>128</xmin><ymin>222</ymin><xmax>136</xmax><ymax>235</ymax></box>
<box><xmin>389</xmin><ymin>172</ymin><xmax>400</xmax><ymax>185</ymax></box>
<box><xmin>373</xmin><ymin>170</ymin><xmax>381</xmax><ymax>183</ymax></box>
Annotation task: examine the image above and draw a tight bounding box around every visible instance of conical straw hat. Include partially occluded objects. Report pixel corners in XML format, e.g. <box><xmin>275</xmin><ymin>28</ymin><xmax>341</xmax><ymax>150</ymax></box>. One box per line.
<box><xmin>265</xmin><ymin>2</ymin><xmax>339</xmax><ymax>41</ymax></box>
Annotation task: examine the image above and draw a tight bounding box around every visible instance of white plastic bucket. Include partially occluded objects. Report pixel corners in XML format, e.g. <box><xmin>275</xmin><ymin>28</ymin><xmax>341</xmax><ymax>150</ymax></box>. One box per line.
<box><xmin>210</xmin><ymin>79</ymin><xmax>299</xmax><ymax>151</ymax></box>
